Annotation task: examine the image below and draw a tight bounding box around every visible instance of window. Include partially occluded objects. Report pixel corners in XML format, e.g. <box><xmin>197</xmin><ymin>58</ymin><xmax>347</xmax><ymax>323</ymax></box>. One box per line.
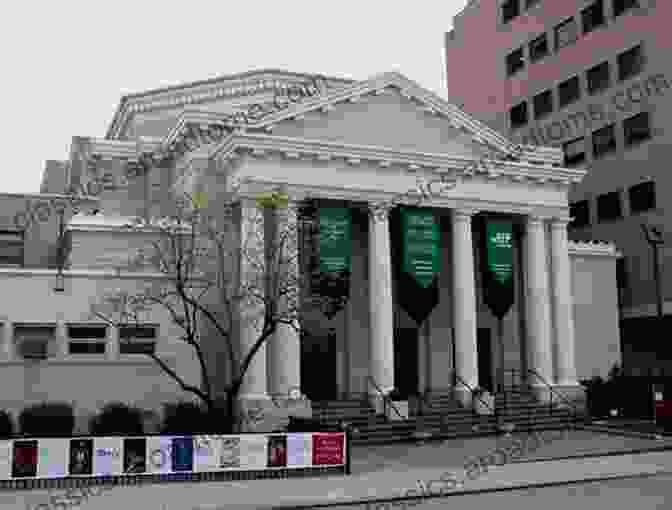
<box><xmin>628</xmin><ymin>181</ymin><xmax>656</xmax><ymax>213</ymax></box>
<box><xmin>618</xmin><ymin>45</ymin><xmax>644</xmax><ymax>81</ymax></box>
<box><xmin>581</xmin><ymin>0</ymin><xmax>605</xmax><ymax>34</ymax></box>
<box><xmin>67</xmin><ymin>325</ymin><xmax>107</xmax><ymax>355</ymax></box>
<box><xmin>529</xmin><ymin>34</ymin><xmax>549</xmax><ymax>62</ymax></box>
<box><xmin>587</xmin><ymin>62</ymin><xmax>611</xmax><ymax>94</ymax></box>
<box><xmin>624</xmin><ymin>111</ymin><xmax>652</xmax><ymax>146</ymax></box>
<box><xmin>570</xmin><ymin>200</ymin><xmax>590</xmax><ymax>228</ymax></box>
<box><xmin>558</xmin><ymin>76</ymin><xmax>581</xmax><ymax>107</ymax></box>
<box><xmin>502</xmin><ymin>0</ymin><xmax>520</xmax><ymax>23</ymax></box>
<box><xmin>563</xmin><ymin>137</ymin><xmax>586</xmax><ymax>167</ymax></box>
<box><xmin>509</xmin><ymin>101</ymin><xmax>528</xmax><ymax>128</ymax></box>
<box><xmin>614</xmin><ymin>0</ymin><xmax>638</xmax><ymax>17</ymax></box>
<box><xmin>14</xmin><ymin>325</ymin><xmax>55</xmax><ymax>360</ymax></box>
<box><xmin>525</xmin><ymin>0</ymin><xmax>541</xmax><ymax>7</ymax></box>
<box><xmin>592</xmin><ymin>124</ymin><xmax>617</xmax><ymax>157</ymax></box>
<box><xmin>597</xmin><ymin>191</ymin><xmax>623</xmax><ymax>222</ymax></box>
<box><xmin>555</xmin><ymin>18</ymin><xmax>578</xmax><ymax>50</ymax></box>
<box><xmin>506</xmin><ymin>48</ymin><xmax>525</xmax><ymax>76</ymax></box>
<box><xmin>119</xmin><ymin>325</ymin><xmax>157</xmax><ymax>354</ymax></box>
<box><xmin>533</xmin><ymin>89</ymin><xmax>553</xmax><ymax>119</ymax></box>
<box><xmin>616</xmin><ymin>257</ymin><xmax>628</xmax><ymax>305</ymax></box>
<box><xmin>0</xmin><ymin>231</ymin><xmax>23</xmax><ymax>266</ymax></box>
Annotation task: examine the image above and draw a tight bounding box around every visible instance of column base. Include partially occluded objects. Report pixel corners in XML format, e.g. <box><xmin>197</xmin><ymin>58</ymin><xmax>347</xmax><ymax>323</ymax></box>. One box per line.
<box><xmin>368</xmin><ymin>390</ymin><xmax>393</xmax><ymax>416</ymax></box>
<box><xmin>529</xmin><ymin>384</ymin><xmax>586</xmax><ymax>413</ymax></box>
<box><xmin>268</xmin><ymin>394</ymin><xmax>313</xmax><ymax>420</ymax></box>
<box><xmin>236</xmin><ymin>394</ymin><xmax>283</xmax><ymax>433</ymax></box>
<box><xmin>453</xmin><ymin>387</ymin><xmax>473</xmax><ymax>408</ymax></box>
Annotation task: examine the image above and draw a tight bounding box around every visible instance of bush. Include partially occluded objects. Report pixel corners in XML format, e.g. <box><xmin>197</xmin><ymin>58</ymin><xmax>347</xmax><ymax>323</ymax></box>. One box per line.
<box><xmin>19</xmin><ymin>402</ymin><xmax>75</xmax><ymax>438</ymax></box>
<box><xmin>0</xmin><ymin>411</ymin><xmax>14</xmax><ymax>439</ymax></box>
<box><xmin>161</xmin><ymin>402</ymin><xmax>215</xmax><ymax>435</ymax></box>
<box><xmin>89</xmin><ymin>402</ymin><xmax>145</xmax><ymax>436</ymax></box>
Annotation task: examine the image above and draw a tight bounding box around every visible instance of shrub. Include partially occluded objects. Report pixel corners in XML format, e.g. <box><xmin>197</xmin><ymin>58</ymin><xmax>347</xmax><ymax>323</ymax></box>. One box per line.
<box><xmin>161</xmin><ymin>402</ymin><xmax>214</xmax><ymax>435</ymax></box>
<box><xmin>89</xmin><ymin>402</ymin><xmax>145</xmax><ymax>436</ymax></box>
<box><xmin>0</xmin><ymin>411</ymin><xmax>14</xmax><ymax>439</ymax></box>
<box><xmin>19</xmin><ymin>402</ymin><xmax>75</xmax><ymax>437</ymax></box>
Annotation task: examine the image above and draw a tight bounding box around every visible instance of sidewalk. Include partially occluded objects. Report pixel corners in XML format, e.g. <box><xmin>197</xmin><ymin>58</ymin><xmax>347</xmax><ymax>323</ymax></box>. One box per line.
<box><xmin>11</xmin><ymin>430</ymin><xmax>672</xmax><ymax>510</ymax></box>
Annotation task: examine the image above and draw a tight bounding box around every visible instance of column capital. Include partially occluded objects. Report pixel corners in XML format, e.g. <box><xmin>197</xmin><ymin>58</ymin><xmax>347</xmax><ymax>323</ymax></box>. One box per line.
<box><xmin>526</xmin><ymin>214</ymin><xmax>551</xmax><ymax>226</ymax></box>
<box><xmin>452</xmin><ymin>208</ymin><xmax>479</xmax><ymax>221</ymax></box>
<box><xmin>368</xmin><ymin>201</ymin><xmax>395</xmax><ymax>222</ymax></box>
<box><xmin>550</xmin><ymin>216</ymin><xmax>572</xmax><ymax>229</ymax></box>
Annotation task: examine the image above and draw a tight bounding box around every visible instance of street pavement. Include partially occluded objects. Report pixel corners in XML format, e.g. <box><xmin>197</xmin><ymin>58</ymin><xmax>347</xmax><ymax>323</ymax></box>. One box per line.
<box><xmin>7</xmin><ymin>429</ymin><xmax>672</xmax><ymax>510</ymax></box>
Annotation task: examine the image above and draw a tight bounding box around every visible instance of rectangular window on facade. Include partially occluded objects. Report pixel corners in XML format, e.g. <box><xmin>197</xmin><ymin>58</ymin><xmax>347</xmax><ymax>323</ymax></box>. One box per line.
<box><xmin>618</xmin><ymin>44</ymin><xmax>644</xmax><ymax>81</ymax></box>
<box><xmin>628</xmin><ymin>181</ymin><xmax>656</xmax><ymax>213</ymax></box>
<box><xmin>616</xmin><ymin>256</ymin><xmax>628</xmax><ymax>305</ymax></box>
<box><xmin>563</xmin><ymin>137</ymin><xmax>587</xmax><ymax>166</ymax></box>
<box><xmin>509</xmin><ymin>101</ymin><xmax>528</xmax><ymax>128</ymax></box>
<box><xmin>502</xmin><ymin>0</ymin><xmax>520</xmax><ymax>23</ymax></box>
<box><xmin>119</xmin><ymin>325</ymin><xmax>157</xmax><ymax>355</ymax></box>
<box><xmin>0</xmin><ymin>231</ymin><xmax>23</xmax><ymax>266</ymax></box>
<box><xmin>533</xmin><ymin>89</ymin><xmax>553</xmax><ymax>119</ymax></box>
<box><xmin>592</xmin><ymin>124</ymin><xmax>617</xmax><ymax>157</ymax></box>
<box><xmin>614</xmin><ymin>0</ymin><xmax>638</xmax><ymax>17</ymax></box>
<box><xmin>555</xmin><ymin>18</ymin><xmax>578</xmax><ymax>50</ymax></box>
<box><xmin>14</xmin><ymin>325</ymin><xmax>55</xmax><ymax>360</ymax></box>
<box><xmin>506</xmin><ymin>48</ymin><xmax>525</xmax><ymax>76</ymax></box>
<box><xmin>597</xmin><ymin>191</ymin><xmax>623</xmax><ymax>222</ymax></box>
<box><xmin>587</xmin><ymin>62</ymin><xmax>611</xmax><ymax>94</ymax></box>
<box><xmin>558</xmin><ymin>76</ymin><xmax>581</xmax><ymax>107</ymax></box>
<box><xmin>570</xmin><ymin>200</ymin><xmax>590</xmax><ymax>228</ymax></box>
<box><xmin>582</xmin><ymin>0</ymin><xmax>605</xmax><ymax>34</ymax></box>
<box><xmin>624</xmin><ymin>111</ymin><xmax>652</xmax><ymax>146</ymax></box>
<box><xmin>67</xmin><ymin>325</ymin><xmax>107</xmax><ymax>355</ymax></box>
<box><xmin>529</xmin><ymin>33</ymin><xmax>549</xmax><ymax>62</ymax></box>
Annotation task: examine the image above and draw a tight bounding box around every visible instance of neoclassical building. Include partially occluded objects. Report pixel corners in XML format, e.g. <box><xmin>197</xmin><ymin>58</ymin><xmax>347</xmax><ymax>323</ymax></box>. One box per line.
<box><xmin>0</xmin><ymin>69</ymin><xmax>622</xmax><ymax>425</ymax></box>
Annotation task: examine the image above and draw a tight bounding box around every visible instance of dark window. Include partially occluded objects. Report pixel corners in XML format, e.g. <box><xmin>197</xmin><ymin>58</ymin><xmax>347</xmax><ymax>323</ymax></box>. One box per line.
<box><xmin>592</xmin><ymin>124</ymin><xmax>617</xmax><ymax>157</ymax></box>
<box><xmin>529</xmin><ymin>34</ymin><xmax>549</xmax><ymax>62</ymax></box>
<box><xmin>614</xmin><ymin>0</ymin><xmax>638</xmax><ymax>17</ymax></box>
<box><xmin>510</xmin><ymin>101</ymin><xmax>528</xmax><ymax>128</ymax></box>
<box><xmin>67</xmin><ymin>325</ymin><xmax>107</xmax><ymax>339</ymax></box>
<box><xmin>618</xmin><ymin>45</ymin><xmax>644</xmax><ymax>81</ymax></box>
<box><xmin>506</xmin><ymin>48</ymin><xmax>525</xmax><ymax>76</ymax></box>
<box><xmin>628</xmin><ymin>181</ymin><xmax>656</xmax><ymax>213</ymax></box>
<box><xmin>555</xmin><ymin>18</ymin><xmax>578</xmax><ymax>50</ymax></box>
<box><xmin>616</xmin><ymin>257</ymin><xmax>628</xmax><ymax>305</ymax></box>
<box><xmin>533</xmin><ymin>89</ymin><xmax>553</xmax><ymax>119</ymax></box>
<box><xmin>0</xmin><ymin>231</ymin><xmax>23</xmax><ymax>266</ymax></box>
<box><xmin>597</xmin><ymin>191</ymin><xmax>623</xmax><ymax>222</ymax></box>
<box><xmin>570</xmin><ymin>200</ymin><xmax>590</xmax><ymax>228</ymax></box>
<box><xmin>525</xmin><ymin>0</ymin><xmax>541</xmax><ymax>7</ymax></box>
<box><xmin>69</xmin><ymin>342</ymin><xmax>106</xmax><ymax>355</ymax></box>
<box><xmin>119</xmin><ymin>325</ymin><xmax>157</xmax><ymax>355</ymax></box>
<box><xmin>587</xmin><ymin>62</ymin><xmax>611</xmax><ymax>94</ymax></box>
<box><xmin>563</xmin><ymin>137</ymin><xmax>586</xmax><ymax>167</ymax></box>
<box><xmin>14</xmin><ymin>325</ymin><xmax>55</xmax><ymax>359</ymax></box>
<box><xmin>502</xmin><ymin>0</ymin><xmax>520</xmax><ymax>23</ymax></box>
<box><xmin>624</xmin><ymin>111</ymin><xmax>652</xmax><ymax>146</ymax></box>
<box><xmin>558</xmin><ymin>76</ymin><xmax>581</xmax><ymax>107</ymax></box>
<box><xmin>582</xmin><ymin>0</ymin><xmax>605</xmax><ymax>34</ymax></box>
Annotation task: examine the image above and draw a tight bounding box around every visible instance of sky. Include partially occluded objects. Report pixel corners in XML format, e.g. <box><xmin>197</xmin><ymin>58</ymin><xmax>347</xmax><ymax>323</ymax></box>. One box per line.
<box><xmin>0</xmin><ymin>0</ymin><xmax>468</xmax><ymax>194</ymax></box>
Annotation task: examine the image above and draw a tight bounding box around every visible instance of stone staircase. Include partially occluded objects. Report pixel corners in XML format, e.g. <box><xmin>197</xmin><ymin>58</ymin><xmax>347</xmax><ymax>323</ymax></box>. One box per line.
<box><xmin>312</xmin><ymin>388</ymin><xmax>580</xmax><ymax>445</ymax></box>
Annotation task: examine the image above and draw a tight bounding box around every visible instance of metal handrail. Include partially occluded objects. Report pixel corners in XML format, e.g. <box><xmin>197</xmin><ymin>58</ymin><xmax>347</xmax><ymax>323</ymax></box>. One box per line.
<box><xmin>367</xmin><ymin>375</ymin><xmax>404</xmax><ymax>420</ymax></box>
<box><xmin>453</xmin><ymin>372</ymin><xmax>497</xmax><ymax>416</ymax></box>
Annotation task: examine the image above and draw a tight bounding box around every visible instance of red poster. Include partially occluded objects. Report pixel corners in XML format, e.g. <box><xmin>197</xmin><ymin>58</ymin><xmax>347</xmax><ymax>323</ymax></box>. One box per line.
<box><xmin>312</xmin><ymin>433</ymin><xmax>344</xmax><ymax>466</ymax></box>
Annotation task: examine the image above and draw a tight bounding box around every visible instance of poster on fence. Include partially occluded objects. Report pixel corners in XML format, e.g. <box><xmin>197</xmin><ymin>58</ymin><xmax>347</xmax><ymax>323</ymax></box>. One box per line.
<box><xmin>286</xmin><ymin>433</ymin><xmax>311</xmax><ymax>468</ymax></box>
<box><xmin>219</xmin><ymin>437</ymin><xmax>241</xmax><ymax>469</ymax></box>
<box><xmin>37</xmin><ymin>438</ymin><xmax>68</xmax><ymax>478</ymax></box>
<box><xmin>267</xmin><ymin>435</ymin><xmax>287</xmax><ymax>468</ymax></box>
<box><xmin>69</xmin><ymin>439</ymin><xmax>93</xmax><ymax>476</ymax></box>
<box><xmin>146</xmin><ymin>436</ymin><xmax>173</xmax><ymax>475</ymax></box>
<box><xmin>239</xmin><ymin>435</ymin><xmax>267</xmax><ymax>470</ymax></box>
<box><xmin>123</xmin><ymin>437</ymin><xmax>146</xmax><ymax>474</ymax></box>
<box><xmin>171</xmin><ymin>437</ymin><xmax>193</xmax><ymax>472</ymax></box>
<box><xmin>194</xmin><ymin>435</ymin><xmax>221</xmax><ymax>472</ymax></box>
<box><xmin>92</xmin><ymin>437</ymin><xmax>123</xmax><ymax>477</ymax></box>
<box><xmin>0</xmin><ymin>441</ymin><xmax>11</xmax><ymax>480</ymax></box>
<box><xmin>12</xmin><ymin>440</ymin><xmax>38</xmax><ymax>478</ymax></box>
<box><xmin>312</xmin><ymin>433</ymin><xmax>344</xmax><ymax>466</ymax></box>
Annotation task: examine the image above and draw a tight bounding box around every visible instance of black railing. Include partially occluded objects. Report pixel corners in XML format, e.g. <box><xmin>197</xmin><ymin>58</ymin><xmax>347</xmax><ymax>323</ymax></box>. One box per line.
<box><xmin>367</xmin><ymin>376</ymin><xmax>405</xmax><ymax>421</ymax></box>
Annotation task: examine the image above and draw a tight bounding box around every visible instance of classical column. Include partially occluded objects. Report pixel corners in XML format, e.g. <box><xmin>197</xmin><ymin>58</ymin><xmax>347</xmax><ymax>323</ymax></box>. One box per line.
<box><xmin>1</xmin><ymin>321</ymin><xmax>13</xmax><ymax>360</ymax></box>
<box><xmin>367</xmin><ymin>202</ymin><xmax>395</xmax><ymax>408</ymax></box>
<box><xmin>266</xmin><ymin>203</ymin><xmax>301</xmax><ymax>399</ymax></box>
<box><xmin>550</xmin><ymin>217</ymin><xmax>578</xmax><ymax>387</ymax></box>
<box><xmin>107</xmin><ymin>325</ymin><xmax>120</xmax><ymax>360</ymax></box>
<box><xmin>56</xmin><ymin>321</ymin><xmax>68</xmax><ymax>358</ymax></box>
<box><xmin>524</xmin><ymin>215</ymin><xmax>554</xmax><ymax>389</ymax></box>
<box><xmin>451</xmin><ymin>209</ymin><xmax>479</xmax><ymax>404</ymax></box>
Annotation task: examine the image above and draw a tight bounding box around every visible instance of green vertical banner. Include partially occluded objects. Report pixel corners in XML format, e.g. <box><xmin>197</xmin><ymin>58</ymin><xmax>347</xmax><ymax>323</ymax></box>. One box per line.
<box><xmin>482</xmin><ymin>220</ymin><xmax>515</xmax><ymax>319</ymax></box>
<box><xmin>319</xmin><ymin>207</ymin><xmax>351</xmax><ymax>274</ymax></box>
<box><xmin>396</xmin><ymin>207</ymin><xmax>440</xmax><ymax>324</ymax></box>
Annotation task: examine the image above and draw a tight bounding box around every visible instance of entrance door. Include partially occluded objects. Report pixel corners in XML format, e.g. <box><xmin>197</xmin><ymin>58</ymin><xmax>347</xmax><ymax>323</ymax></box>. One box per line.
<box><xmin>477</xmin><ymin>328</ymin><xmax>494</xmax><ymax>393</ymax></box>
<box><xmin>300</xmin><ymin>331</ymin><xmax>337</xmax><ymax>401</ymax></box>
<box><xmin>394</xmin><ymin>328</ymin><xmax>419</xmax><ymax>398</ymax></box>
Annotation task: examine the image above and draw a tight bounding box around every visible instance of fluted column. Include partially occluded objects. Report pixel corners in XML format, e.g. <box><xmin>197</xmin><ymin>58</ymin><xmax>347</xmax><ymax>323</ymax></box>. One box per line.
<box><xmin>1</xmin><ymin>321</ymin><xmax>13</xmax><ymax>361</ymax></box>
<box><xmin>524</xmin><ymin>215</ymin><xmax>554</xmax><ymax>387</ymax></box>
<box><xmin>107</xmin><ymin>325</ymin><xmax>120</xmax><ymax>360</ymax></box>
<box><xmin>266</xmin><ymin>203</ymin><xmax>301</xmax><ymax>398</ymax></box>
<box><xmin>56</xmin><ymin>321</ymin><xmax>68</xmax><ymax>358</ymax></box>
<box><xmin>368</xmin><ymin>202</ymin><xmax>395</xmax><ymax>406</ymax></box>
<box><xmin>451</xmin><ymin>209</ymin><xmax>479</xmax><ymax>403</ymax></box>
<box><xmin>550</xmin><ymin>217</ymin><xmax>578</xmax><ymax>386</ymax></box>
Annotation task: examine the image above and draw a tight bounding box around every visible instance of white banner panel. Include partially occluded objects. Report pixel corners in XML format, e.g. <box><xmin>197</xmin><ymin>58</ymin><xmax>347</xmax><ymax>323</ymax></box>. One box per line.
<box><xmin>193</xmin><ymin>435</ymin><xmax>221</xmax><ymax>472</ymax></box>
<box><xmin>0</xmin><ymin>441</ymin><xmax>12</xmax><ymax>480</ymax></box>
<box><xmin>92</xmin><ymin>437</ymin><xmax>124</xmax><ymax>477</ymax></box>
<box><xmin>238</xmin><ymin>434</ymin><xmax>267</xmax><ymax>471</ymax></box>
<box><xmin>37</xmin><ymin>438</ymin><xmax>68</xmax><ymax>478</ymax></box>
<box><xmin>146</xmin><ymin>436</ymin><xmax>174</xmax><ymax>474</ymax></box>
<box><xmin>286</xmin><ymin>433</ymin><xmax>312</xmax><ymax>468</ymax></box>
<box><xmin>219</xmin><ymin>437</ymin><xmax>241</xmax><ymax>470</ymax></box>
